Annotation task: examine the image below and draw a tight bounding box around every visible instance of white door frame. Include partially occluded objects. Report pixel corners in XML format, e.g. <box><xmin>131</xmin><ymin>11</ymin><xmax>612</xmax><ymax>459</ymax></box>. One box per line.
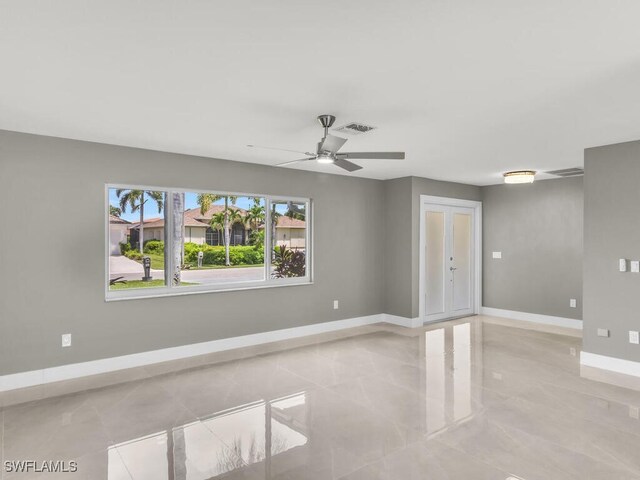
<box><xmin>419</xmin><ymin>195</ymin><xmax>482</xmax><ymax>323</ymax></box>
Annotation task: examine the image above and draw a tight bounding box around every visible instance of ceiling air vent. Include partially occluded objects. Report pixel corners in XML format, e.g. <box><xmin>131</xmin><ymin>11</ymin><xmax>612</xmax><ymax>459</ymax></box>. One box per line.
<box><xmin>333</xmin><ymin>122</ymin><xmax>376</xmax><ymax>135</ymax></box>
<box><xmin>545</xmin><ymin>167</ymin><xmax>584</xmax><ymax>177</ymax></box>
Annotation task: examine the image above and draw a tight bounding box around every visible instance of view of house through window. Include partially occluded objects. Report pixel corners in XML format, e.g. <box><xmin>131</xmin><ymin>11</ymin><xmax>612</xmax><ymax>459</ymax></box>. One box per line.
<box><xmin>270</xmin><ymin>200</ymin><xmax>307</xmax><ymax>279</ymax></box>
<box><xmin>108</xmin><ymin>188</ymin><xmax>168</xmax><ymax>290</ymax></box>
<box><xmin>175</xmin><ymin>193</ymin><xmax>266</xmax><ymax>287</ymax></box>
<box><xmin>108</xmin><ymin>186</ymin><xmax>310</xmax><ymax>295</ymax></box>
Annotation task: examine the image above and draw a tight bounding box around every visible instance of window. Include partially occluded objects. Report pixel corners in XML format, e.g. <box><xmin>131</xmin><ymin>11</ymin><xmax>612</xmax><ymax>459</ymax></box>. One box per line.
<box><xmin>269</xmin><ymin>200</ymin><xmax>307</xmax><ymax>279</ymax></box>
<box><xmin>107</xmin><ymin>185</ymin><xmax>311</xmax><ymax>299</ymax></box>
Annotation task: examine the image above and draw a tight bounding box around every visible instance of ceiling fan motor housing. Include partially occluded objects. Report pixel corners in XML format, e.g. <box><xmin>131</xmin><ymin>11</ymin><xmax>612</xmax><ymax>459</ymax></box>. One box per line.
<box><xmin>317</xmin><ymin>114</ymin><xmax>336</xmax><ymax>129</ymax></box>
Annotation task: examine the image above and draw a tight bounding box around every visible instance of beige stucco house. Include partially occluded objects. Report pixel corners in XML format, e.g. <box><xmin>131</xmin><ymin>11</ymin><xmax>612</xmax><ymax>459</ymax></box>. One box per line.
<box><xmin>127</xmin><ymin>205</ymin><xmax>306</xmax><ymax>249</ymax></box>
<box><xmin>108</xmin><ymin>214</ymin><xmax>131</xmax><ymax>255</ymax></box>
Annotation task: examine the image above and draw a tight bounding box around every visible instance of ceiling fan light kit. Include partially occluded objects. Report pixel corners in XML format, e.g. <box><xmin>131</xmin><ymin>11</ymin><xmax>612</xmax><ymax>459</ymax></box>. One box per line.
<box><xmin>316</xmin><ymin>154</ymin><xmax>334</xmax><ymax>164</ymax></box>
<box><xmin>247</xmin><ymin>114</ymin><xmax>405</xmax><ymax>172</ymax></box>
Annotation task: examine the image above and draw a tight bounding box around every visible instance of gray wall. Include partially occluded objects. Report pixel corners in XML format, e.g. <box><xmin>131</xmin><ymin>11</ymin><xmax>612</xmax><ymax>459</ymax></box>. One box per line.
<box><xmin>0</xmin><ymin>130</ymin><xmax>388</xmax><ymax>375</ymax></box>
<box><xmin>482</xmin><ymin>177</ymin><xmax>583</xmax><ymax>320</ymax></box>
<box><xmin>1</xmin><ymin>128</ymin><xmax>591</xmax><ymax>377</ymax></box>
<box><xmin>584</xmin><ymin>140</ymin><xmax>640</xmax><ymax>363</ymax></box>
<box><xmin>383</xmin><ymin>178</ymin><xmax>413</xmax><ymax>318</ymax></box>
<box><xmin>382</xmin><ymin>176</ymin><xmax>481</xmax><ymax>319</ymax></box>
<box><xmin>410</xmin><ymin>177</ymin><xmax>482</xmax><ymax>318</ymax></box>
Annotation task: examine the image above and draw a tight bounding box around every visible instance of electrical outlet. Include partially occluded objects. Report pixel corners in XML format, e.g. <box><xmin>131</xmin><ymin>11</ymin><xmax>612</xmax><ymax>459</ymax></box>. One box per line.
<box><xmin>597</xmin><ymin>328</ymin><xmax>610</xmax><ymax>337</ymax></box>
<box><xmin>630</xmin><ymin>406</ymin><xmax>640</xmax><ymax>420</ymax></box>
<box><xmin>632</xmin><ymin>261</ymin><xmax>640</xmax><ymax>273</ymax></box>
<box><xmin>492</xmin><ymin>251</ymin><xmax>502</xmax><ymax>259</ymax></box>
<box><xmin>333</xmin><ymin>300</ymin><xmax>339</xmax><ymax>310</ymax></box>
<box><xmin>61</xmin><ymin>334</ymin><xmax>72</xmax><ymax>348</ymax></box>
<box><xmin>569</xmin><ymin>298</ymin><xmax>577</xmax><ymax>308</ymax></box>
<box><xmin>492</xmin><ymin>372</ymin><xmax>503</xmax><ymax>380</ymax></box>
<box><xmin>569</xmin><ymin>347</ymin><xmax>577</xmax><ymax>356</ymax></box>
<box><xmin>620</xmin><ymin>259</ymin><xmax>629</xmax><ymax>272</ymax></box>
<box><xmin>630</xmin><ymin>331</ymin><xmax>640</xmax><ymax>345</ymax></box>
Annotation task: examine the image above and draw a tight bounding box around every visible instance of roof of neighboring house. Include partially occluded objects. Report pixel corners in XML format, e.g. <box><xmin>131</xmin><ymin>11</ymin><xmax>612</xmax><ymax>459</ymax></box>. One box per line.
<box><xmin>189</xmin><ymin>205</ymin><xmax>248</xmax><ymax>222</ymax></box>
<box><xmin>276</xmin><ymin>216</ymin><xmax>306</xmax><ymax>228</ymax></box>
<box><xmin>128</xmin><ymin>207</ymin><xmax>306</xmax><ymax>229</ymax></box>
<box><xmin>109</xmin><ymin>214</ymin><xmax>131</xmax><ymax>225</ymax></box>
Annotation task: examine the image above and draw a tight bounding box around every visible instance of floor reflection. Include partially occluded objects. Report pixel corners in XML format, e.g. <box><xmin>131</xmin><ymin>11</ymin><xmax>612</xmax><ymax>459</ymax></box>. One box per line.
<box><xmin>110</xmin><ymin>393</ymin><xmax>309</xmax><ymax>479</ymax></box>
<box><xmin>423</xmin><ymin>320</ymin><xmax>479</xmax><ymax>437</ymax></box>
<box><xmin>108</xmin><ymin>321</ymin><xmax>484</xmax><ymax>479</ymax></box>
<box><xmin>13</xmin><ymin>317</ymin><xmax>634</xmax><ymax>479</ymax></box>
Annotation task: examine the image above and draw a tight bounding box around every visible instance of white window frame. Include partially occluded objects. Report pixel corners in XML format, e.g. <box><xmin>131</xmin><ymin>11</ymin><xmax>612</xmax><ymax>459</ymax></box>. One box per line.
<box><xmin>105</xmin><ymin>184</ymin><xmax>313</xmax><ymax>301</ymax></box>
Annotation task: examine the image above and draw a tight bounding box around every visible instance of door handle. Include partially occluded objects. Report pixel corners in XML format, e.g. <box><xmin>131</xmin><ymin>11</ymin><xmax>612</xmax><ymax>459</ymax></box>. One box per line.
<box><xmin>450</xmin><ymin>267</ymin><xmax>457</xmax><ymax>271</ymax></box>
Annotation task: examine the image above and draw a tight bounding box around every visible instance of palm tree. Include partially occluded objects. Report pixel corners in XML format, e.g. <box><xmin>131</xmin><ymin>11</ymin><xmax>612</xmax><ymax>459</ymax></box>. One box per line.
<box><xmin>243</xmin><ymin>199</ymin><xmax>265</xmax><ymax>245</ymax></box>
<box><xmin>226</xmin><ymin>208</ymin><xmax>244</xmax><ymax>246</ymax></box>
<box><xmin>197</xmin><ymin>194</ymin><xmax>238</xmax><ymax>266</ymax></box>
<box><xmin>116</xmin><ymin>189</ymin><xmax>164</xmax><ymax>254</ymax></box>
<box><xmin>210</xmin><ymin>211</ymin><xmax>225</xmax><ymax>244</ymax></box>
<box><xmin>170</xmin><ymin>192</ymin><xmax>185</xmax><ymax>285</ymax></box>
<box><xmin>109</xmin><ymin>205</ymin><xmax>122</xmax><ymax>217</ymax></box>
<box><xmin>270</xmin><ymin>204</ymin><xmax>282</xmax><ymax>257</ymax></box>
<box><xmin>284</xmin><ymin>201</ymin><xmax>305</xmax><ymax>220</ymax></box>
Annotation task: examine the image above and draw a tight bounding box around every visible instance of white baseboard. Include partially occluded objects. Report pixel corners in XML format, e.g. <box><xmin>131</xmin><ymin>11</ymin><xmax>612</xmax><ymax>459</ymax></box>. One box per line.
<box><xmin>0</xmin><ymin>314</ymin><xmax>386</xmax><ymax>392</ymax></box>
<box><xmin>580</xmin><ymin>351</ymin><xmax>640</xmax><ymax>378</ymax></box>
<box><xmin>480</xmin><ymin>306</ymin><xmax>582</xmax><ymax>331</ymax></box>
<box><xmin>382</xmin><ymin>314</ymin><xmax>423</xmax><ymax>328</ymax></box>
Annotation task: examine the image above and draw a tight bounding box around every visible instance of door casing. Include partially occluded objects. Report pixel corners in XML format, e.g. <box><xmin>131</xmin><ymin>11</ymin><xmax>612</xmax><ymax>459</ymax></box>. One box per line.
<box><xmin>419</xmin><ymin>195</ymin><xmax>482</xmax><ymax>324</ymax></box>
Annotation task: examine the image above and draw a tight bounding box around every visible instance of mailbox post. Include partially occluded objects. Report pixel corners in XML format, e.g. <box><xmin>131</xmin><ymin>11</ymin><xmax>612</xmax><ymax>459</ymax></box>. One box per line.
<box><xmin>142</xmin><ymin>256</ymin><xmax>152</xmax><ymax>281</ymax></box>
<box><xmin>197</xmin><ymin>251</ymin><xmax>204</xmax><ymax>268</ymax></box>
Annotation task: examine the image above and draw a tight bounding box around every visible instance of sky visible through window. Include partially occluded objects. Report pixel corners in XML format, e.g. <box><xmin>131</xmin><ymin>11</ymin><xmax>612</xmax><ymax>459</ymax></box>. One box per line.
<box><xmin>108</xmin><ymin>191</ymin><xmax>286</xmax><ymax>222</ymax></box>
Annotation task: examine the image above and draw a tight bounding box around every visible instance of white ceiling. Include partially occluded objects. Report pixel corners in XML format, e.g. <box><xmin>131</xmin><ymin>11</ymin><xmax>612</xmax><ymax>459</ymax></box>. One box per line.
<box><xmin>3</xmin><ymin>0</ymin><xmax>640</xmax><ymax>185</ymax></box>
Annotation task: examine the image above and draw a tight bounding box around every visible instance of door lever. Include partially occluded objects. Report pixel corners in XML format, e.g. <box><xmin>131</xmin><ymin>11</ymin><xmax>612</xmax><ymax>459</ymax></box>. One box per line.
<box><xmin>450</xmin><ymin>266</ymin><xmax>457</xmax><ymax>271</ymax></box>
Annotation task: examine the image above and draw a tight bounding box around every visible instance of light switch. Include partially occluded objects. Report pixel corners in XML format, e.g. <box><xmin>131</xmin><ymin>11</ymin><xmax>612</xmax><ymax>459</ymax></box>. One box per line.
<box><xmin>569</xmin><ymin>299</ymin><xmax>577</xmax><ymax>308</ymax></box>
<box><xmin>630</xmin><ymin>331</ymin><xmax>640</xmax><ymax>345</ymax></box>
<box><xmin>620</xmin><ymin>259</ymin><xmax>628</xmax><ymax>272</ymax></box>
<box><xmin>632</xmin><ymin>261</ymin><xmax>640</xmax><ymax>273</ymax></box>
<box><xmin>597</xmin><ymin>328</ymin><xmax>609</xmax><ymax>337</ymax></box>
<box><xmin>492</xmin><ymin>251</ymin><xmax>502</xmax><ymax>259</ymax></box>
<box><xmin>61</xmin><ymin>334</ymin><xmax>72</xmax><ymax>347</ymax></box>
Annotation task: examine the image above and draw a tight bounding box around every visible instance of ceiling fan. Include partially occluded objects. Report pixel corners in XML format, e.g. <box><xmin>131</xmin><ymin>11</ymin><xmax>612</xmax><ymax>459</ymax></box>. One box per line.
<box><xmin>247</xmin><ymin>114</ymin><xmax>405</xmax><ymax>172</ymax></box>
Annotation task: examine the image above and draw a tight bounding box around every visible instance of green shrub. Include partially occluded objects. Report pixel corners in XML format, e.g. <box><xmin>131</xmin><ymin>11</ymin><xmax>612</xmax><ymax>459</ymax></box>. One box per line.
<box><xmin>183</xmin><ymin>243</ymin><xmax>264</xmax><ymax>266</ymax></box>
<box><xmin>249</xmin><ymin>230</ymin><xmax>265</xmax><ymax>247</ymax></box>
<box><xmin>125</xmin><ymin>250</ymin><xmax>143</xmax><ymax>261</ymax></box>
<box><xmin>272</xmin><ymin>246</ymin><xmax>306</xmax><ymax>278</ymax></box>
<box><xmin>143</xmin><ymin>240</ymin><xmax>164</xmax><ymax>254</ymax></box>
<box><xmin>119</xmin><ymin>242</ymin><xmax>131</xmax><ymax>255</ymax></box>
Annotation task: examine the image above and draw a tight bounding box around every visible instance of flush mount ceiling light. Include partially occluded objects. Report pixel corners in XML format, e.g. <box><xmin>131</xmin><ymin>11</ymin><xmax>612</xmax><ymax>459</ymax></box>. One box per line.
<box><xmin>503</xmin><ymin>170</ymin><xmax>536</xmax><ymax>184</ymax></box>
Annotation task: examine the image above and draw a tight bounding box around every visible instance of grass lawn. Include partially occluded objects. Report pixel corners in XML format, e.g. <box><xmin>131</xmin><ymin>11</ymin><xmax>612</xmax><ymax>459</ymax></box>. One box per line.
<box><xmin>110</xmin><ymin>279</ymin><xmax>197</xmax><ymax>290</ymax></box>
<box><xmin>138</xmin><ymin>253</ymin><xmax>165</xmax><ymax>270</ymax></box>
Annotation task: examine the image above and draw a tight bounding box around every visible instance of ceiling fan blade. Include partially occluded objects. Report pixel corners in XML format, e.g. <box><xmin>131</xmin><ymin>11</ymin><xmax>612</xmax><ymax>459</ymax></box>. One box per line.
<box><xmin>333</xmin><ymin>158</ymin><xmax>363</xmax><ymax>172</ymax></box>
<box><xmin>318</xmin><ymin>134</ymin><xmax>347</xmax><ymax>154</ymax></box>
<box><xmin>336</xmin><ymin>152</ymin><xmax>405</xmax><ymax>160</ymax></box>
<box><xmin>248</xmin><ymin>144</ymin><xmax>315</xmax><ymax>156</ymax></box>
<box><xmin>276</xmin><ymin>157</ymin><xmax>317</xmax><ymax>167</ymax></box>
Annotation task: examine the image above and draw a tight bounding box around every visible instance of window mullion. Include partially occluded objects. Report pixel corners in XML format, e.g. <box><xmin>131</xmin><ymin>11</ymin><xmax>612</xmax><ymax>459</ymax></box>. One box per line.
<box><xmin>265</xmin><ymin>197</ymin><xmax>272</xmax><ymax>284</ymax></box>
<box><xmin>166</xmin><ymin>191</ymin><xmax>174</xmax><ymax>288</ymax></box>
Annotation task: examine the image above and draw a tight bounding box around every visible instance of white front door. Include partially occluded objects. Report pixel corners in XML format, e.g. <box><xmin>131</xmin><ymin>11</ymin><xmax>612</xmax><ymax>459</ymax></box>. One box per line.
<box><xmin>422</xmin><ymin>203</ymin><xmax>476</xmax><ymax>322</ymax></box>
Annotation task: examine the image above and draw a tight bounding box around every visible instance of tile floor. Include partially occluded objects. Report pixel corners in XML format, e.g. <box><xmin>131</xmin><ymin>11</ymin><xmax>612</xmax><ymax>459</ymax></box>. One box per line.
<box><xmin>2</xmin><ymin>316</ymin><xmax>640</xmax><ymax>479</ymax></box>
